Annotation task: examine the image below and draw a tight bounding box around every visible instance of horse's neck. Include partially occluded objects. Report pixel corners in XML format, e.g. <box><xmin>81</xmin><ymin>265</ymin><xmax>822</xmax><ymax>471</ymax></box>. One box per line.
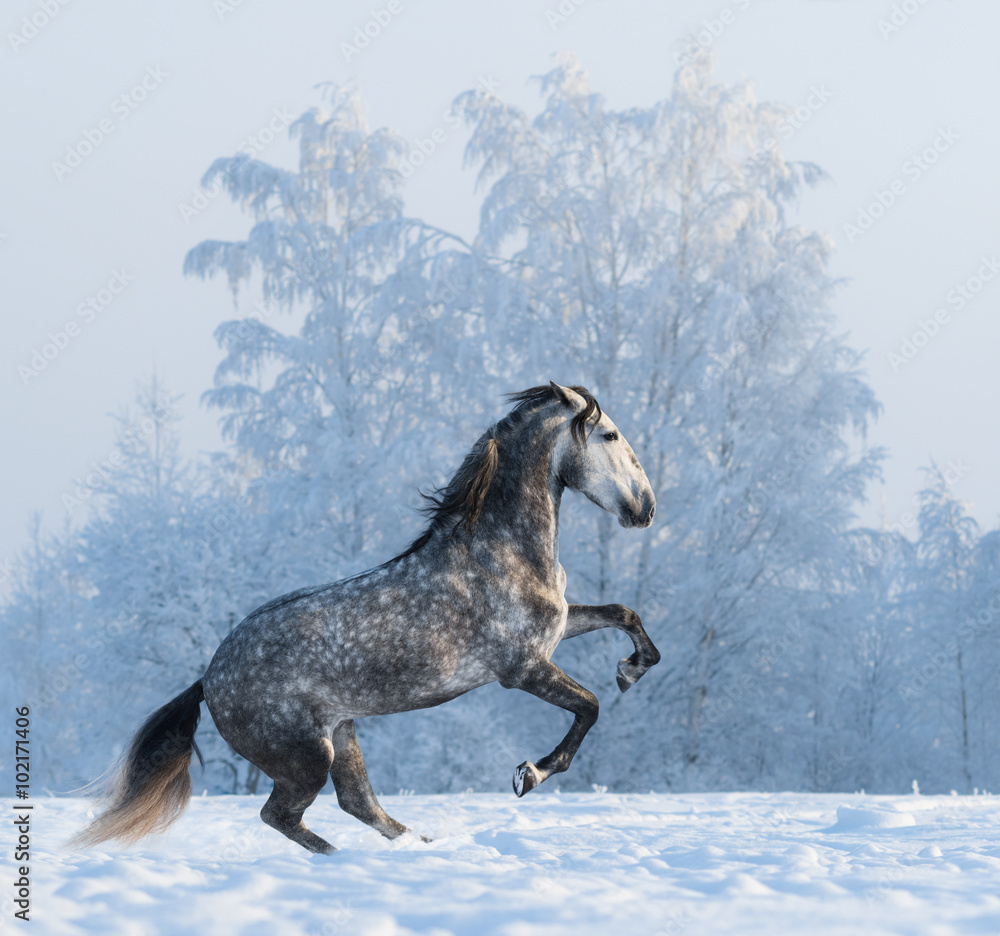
<box><xmin>479</xmin><ymin>422</ymin><xmax>564</xmax><ymax>578</ymax></box>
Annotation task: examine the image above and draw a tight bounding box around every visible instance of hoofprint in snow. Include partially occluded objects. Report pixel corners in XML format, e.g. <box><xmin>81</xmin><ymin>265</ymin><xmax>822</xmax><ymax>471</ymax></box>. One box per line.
<box><xmin>6</xmin><ymin>792</ymin><xmax>1000</xmax><ymax>935</ymax></box>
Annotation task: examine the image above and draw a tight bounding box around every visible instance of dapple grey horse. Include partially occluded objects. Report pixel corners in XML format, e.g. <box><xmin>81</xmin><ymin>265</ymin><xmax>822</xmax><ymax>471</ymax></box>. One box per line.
<box><xmin>72</xmin><ymin>382</ymin><xmax>660</xmax><ymax>854</ymax></box>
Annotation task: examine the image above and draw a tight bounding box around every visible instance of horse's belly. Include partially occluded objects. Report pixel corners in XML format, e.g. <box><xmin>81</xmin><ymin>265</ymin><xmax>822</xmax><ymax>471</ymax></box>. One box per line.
<box><xmin>331</xmin><ymin>633</ymin><xmax>496</xmax><ymax>717</ymax></box>
<box><xmin>203</xmin><ymin>603</ymin><xmax>496</xmax><ymax>728</ymax></box>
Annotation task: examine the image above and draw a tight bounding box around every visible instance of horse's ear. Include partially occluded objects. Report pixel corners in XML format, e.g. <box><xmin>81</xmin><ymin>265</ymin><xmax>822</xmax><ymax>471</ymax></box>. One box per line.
<box><xmin>550</xmin><ymin>381</ymin><xmax>601</xmax><ymax>444</ymax></box>
<box><xmin>549</xmin><ymin>381</ymin><xmax>582</xmax><ymax>409</ymax></box>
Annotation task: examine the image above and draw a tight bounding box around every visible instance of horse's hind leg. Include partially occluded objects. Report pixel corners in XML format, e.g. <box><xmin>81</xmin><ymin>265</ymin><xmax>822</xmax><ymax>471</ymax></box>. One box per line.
<box><xmin>259</xmin><ymin>737</ymin><xmax>336</xmax><ymax>854</ymax></box>
<box><xmin>330</xmin><ymin>720</ymin><xmax>410</xmax><ymax>840</ymax></box>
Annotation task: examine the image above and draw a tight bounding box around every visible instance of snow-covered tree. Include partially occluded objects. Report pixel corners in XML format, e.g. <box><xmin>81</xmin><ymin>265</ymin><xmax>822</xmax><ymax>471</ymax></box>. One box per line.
<box><xmin>899</xmin><ymin>470</ymin><xmax>981</xmax><ymax>791</ymax></box>
<box><xmin>184</xmin><ymin>85</ymin><xmax>485</xmax><ymax>591</ymax></box>
<box><xmin>453</xmin><ymin>52</ymin><xmax>883</xmax><ymax>790</ymax></box>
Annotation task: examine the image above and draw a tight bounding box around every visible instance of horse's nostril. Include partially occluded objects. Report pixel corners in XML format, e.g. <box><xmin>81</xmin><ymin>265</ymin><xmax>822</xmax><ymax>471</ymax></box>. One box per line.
<box><xmin>648</xmin><ymin>504</ymin><xmax>655</xmax><ymax>520</ymax></box>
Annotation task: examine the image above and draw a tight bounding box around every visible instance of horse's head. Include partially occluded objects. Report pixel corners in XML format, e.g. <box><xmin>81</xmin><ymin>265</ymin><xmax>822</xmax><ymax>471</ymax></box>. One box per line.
<box><xmin>549</xmin><ymin>381</ymin><xmax>655</xmax><ymax>529</ymax></box>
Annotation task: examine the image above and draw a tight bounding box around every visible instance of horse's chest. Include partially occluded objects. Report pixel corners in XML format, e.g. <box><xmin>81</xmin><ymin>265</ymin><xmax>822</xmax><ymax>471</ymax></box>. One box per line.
<box><xmin>543</xmin><ymin>597</ymin><xmax>569</xmax><ymax>655</ymax></box>
<box><xmin>503</xmin><ymin>580</ymin><xmax>568</xmax><ymax>656</ymax></box>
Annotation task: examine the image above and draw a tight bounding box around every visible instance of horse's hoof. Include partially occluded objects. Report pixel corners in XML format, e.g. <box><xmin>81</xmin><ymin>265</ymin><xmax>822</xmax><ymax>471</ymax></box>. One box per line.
<box><xmin>513</xmin><ymin>761</ymin><xmax>542</xmax><ymax>797</ymax></box>
<box><xmin>616</xmin><ymin>656</ymin><xmax>647</xmax><ymax>693</ymax></box>
<box><xmin>420</xmin><ymin>835</ymin><xmax>433</xmax><ymax>843</ymax></box>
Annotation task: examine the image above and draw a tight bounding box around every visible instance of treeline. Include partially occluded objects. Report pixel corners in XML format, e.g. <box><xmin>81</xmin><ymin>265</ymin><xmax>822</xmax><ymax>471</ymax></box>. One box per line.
<box><xmin>3</xmin><ymin>53</ymin><xmax>996</xmax><ymax>796</ymax></box>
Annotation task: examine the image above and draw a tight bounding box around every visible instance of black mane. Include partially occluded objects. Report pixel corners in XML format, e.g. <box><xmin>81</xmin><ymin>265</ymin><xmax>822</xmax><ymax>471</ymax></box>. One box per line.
<box><xmin>393</xmin><ymin>384</ymin><xmax>601</xmax><ymax>559</ymax></box>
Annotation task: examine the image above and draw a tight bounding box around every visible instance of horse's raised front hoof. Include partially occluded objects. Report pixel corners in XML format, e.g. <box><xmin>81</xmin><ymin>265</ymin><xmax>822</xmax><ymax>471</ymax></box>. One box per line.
<box><xmin>420</xmin><ymin>834</ymin><xmax>433</xmax><ymax>843</ymax></box>
<box><xmin>513</xmin><ymin>761</ymin><xmax>543</xmax><ymax>797</ymax></box>
<box><xmin>616</xmin><ymin>655</ymin><xmax>649</xmax><ymax>693</ymax></box>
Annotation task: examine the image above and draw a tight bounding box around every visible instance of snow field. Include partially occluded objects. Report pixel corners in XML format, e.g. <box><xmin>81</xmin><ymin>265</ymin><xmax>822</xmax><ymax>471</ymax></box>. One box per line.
<box><xmin>5</xmin><ymin>791</ymin><xmax>1000</xmax><ymax>936</ymax></box>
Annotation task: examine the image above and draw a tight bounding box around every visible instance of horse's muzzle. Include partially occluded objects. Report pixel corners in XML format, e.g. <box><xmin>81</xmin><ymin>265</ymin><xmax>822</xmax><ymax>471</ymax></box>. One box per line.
<box><xmin>619</xmin><ymin>494</ymin><xmax>656</xmax><ymax>529</ymax></box>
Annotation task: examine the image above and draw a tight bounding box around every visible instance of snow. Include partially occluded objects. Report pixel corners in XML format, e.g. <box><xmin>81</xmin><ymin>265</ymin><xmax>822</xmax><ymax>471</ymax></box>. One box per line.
<box><xmin>9</xmin><ymin>55</ymin><xmax>1000</xmax><ymax>807</ymax></box>
<box><xmin>10</xmin><ymin>791</ymin><xmax>1000</xmax><ymax>935</ymax></box>
<box><xmin>826</xmin><ymin>803</ymin><xmax>917</xmax><ymax>831</ymax></box>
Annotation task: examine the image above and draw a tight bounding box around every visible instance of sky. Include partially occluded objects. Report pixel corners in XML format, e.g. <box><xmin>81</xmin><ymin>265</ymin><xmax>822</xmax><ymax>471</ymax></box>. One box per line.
<box><xmin>2</xmin><ymin>0</ymin><xmax>998</xmax><ymax>572</ymax></box>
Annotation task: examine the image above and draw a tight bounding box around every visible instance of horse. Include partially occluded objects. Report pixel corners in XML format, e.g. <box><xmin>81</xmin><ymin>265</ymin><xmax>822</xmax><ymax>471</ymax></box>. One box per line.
<box><xmin>71</xmin><ymin>382</ymin><xmax>660</xmax><ymax>854</ymax></box>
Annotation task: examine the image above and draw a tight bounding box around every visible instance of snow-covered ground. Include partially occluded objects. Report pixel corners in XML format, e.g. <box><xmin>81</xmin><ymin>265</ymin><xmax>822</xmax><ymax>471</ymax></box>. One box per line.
<box><xmin>5</xmin><ymin>791</ymin><xmax>1000</xmax><ymax>935</ymax></box>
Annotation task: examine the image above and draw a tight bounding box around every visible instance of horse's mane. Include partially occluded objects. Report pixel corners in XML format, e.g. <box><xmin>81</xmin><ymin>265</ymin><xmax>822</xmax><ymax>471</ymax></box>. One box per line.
<box><xmin>393</xmin><ymin>384</ymin><xmax>601</xmax><ymax>559</ymax></box>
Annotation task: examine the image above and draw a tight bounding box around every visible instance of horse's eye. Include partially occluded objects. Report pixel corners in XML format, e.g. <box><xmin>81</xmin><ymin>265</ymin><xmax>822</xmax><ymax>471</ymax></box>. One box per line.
<box><xmin>604</xmin><ymin>431</ymin><xmax>618</xmax><ymax>442</ymax></box>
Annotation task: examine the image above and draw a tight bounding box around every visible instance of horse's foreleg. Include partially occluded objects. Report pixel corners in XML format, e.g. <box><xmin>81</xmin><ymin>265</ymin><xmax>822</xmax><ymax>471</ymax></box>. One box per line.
<box><xmin>508</xmin><ymin>659</ymin><xmax>599</xmax><ymax>797</ymax></box>
<box><xmin>564</xmin><ymin>603</ymin><xmax>661</xmax><ymax>692</ymax></box>
<box><xmin>330</xmin><ymin>720</ymin><xmax>414</xmax><ymax>840</ymax></box>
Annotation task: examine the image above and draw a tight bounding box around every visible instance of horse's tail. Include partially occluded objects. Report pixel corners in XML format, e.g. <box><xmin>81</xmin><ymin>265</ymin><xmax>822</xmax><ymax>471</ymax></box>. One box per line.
<box><xmin>68</xmin><ymin>680</ymin><xmax>205</xmax><ymax>849</ymax></box>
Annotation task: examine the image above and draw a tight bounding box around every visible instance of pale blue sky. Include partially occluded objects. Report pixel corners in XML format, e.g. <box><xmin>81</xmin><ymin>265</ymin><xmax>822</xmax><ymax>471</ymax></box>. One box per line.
<box><xmin>2</xmin><ymin>0</ymin><xmax>998</xmax><ymax>571</ymax></box>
